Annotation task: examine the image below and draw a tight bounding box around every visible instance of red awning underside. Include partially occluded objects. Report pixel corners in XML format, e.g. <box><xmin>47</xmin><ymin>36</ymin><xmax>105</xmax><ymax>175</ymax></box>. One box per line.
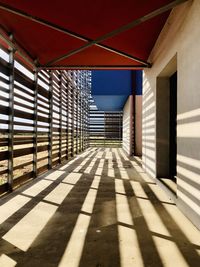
<box><xmin>0</xmin><ymin>0</ymin><xmax>174</xmax><ymax>69</ymax></box>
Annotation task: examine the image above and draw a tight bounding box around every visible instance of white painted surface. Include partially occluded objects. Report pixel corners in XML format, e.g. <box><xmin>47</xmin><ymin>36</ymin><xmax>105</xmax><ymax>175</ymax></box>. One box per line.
<box><xmin>135</xmin><ymin>95</ymin><xmax>142</xmax><ymax>156</ymax></box>
<box><xmin>122</xmin><ymin>96</ymin><xmax>133</xmax><ymax>156</ymax></box>
<box><xmin>142</xmin><ymin>0</ymin><xmax>200</xmax><ymax>228</ymax></box>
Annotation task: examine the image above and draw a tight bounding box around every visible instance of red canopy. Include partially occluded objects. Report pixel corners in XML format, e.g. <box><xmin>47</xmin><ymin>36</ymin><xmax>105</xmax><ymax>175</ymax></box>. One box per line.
<box><xmin>0</xmin><ymin>0</ymin><xmax>187</xmax><ymax>69</ymax></box>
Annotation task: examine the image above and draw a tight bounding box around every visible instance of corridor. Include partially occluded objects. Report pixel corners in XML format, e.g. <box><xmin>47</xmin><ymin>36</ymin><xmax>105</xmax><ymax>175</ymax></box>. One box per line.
<box><xmin>0</xmin><ymin>148</ymin><xmax>200</xmax><ymax>267</ymax></box>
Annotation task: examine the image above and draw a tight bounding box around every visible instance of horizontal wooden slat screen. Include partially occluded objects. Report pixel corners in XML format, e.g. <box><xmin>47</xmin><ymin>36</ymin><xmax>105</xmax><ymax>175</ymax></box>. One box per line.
<box><xmin>0</xmin><ymin>44</ymin><xmax>91</xmax><ymax>195</ymax></box>
<box><xmin>89</xmin><ymin>96</ymin><xmax>122</xmax><ymax>147</ymax></box>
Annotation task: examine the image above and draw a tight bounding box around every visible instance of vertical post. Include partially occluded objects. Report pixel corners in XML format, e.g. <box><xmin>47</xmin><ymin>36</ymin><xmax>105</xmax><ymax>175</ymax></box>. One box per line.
<box><xmin>76</xmin><ymin>72</ymin><xmax>78</xmax><ymax>154</ymax></box>
<box><xmin>130</xmin><ymin>95</ymin><xmax>134</xmax><ymax>155</ymax></box>
<box><xmin>82</xmin><ymin>93</ymin><xmax>85</xmax><ymax>150</ymax></box>
<box><xmin>82</xmin><ymin>93</ymin><xmax>84</xmax><ymax>150</ymax></box>
<box><xmin>119</xmin><ymin>112</ymin><xmax>121</xmax><ymax>147</ymax></box>
<box><xmin>80</xmin><ymin>91</ymin><xmax>83</xmax><ymax>152</ymax></box>
<box><xmin>81</xmin><ymin>75</ymin><xmax>83</xmax><ymax>150</ymax></box>
<box><xmin>79</xmin><ymin>91</ymin><xmax>81</xmax><ymax>153</ymax></box>
<box><xmin>59</xmin><ymin>71</ymin><xmax>63</xmax><ymax>164</ymax></box>
<box><xmin>76</xmin><ymin>91</ymin><xmax>79</xmax><ymax>154</ymax></box>
<box><xmin>71</xmin><ymin>81</ymin><xmax>75</xmax><ymax>157</ymax></box>
<box><xmin>82</xmin><ymin>91</ymin><xmax>85</xmax><ymax>150</ymax></box>
<box><xmin>33</xmin><ymin>70</ymin><xmax>38</xmax><ymax>178</ymax></box>
<box><xmin>104</xmin><ymin>112</ymin><xmax>106</xmax><ymax>148</ymax></box>
<box><xmin>66</xmin><ymin>72</ymin><xmax>69</xmax><ymax>160</ymax></box>
<box><xmin>87</xmin><ymin>72</ymin><xmax>91</xmax><ymax>149</ymax></box>
<box><xmin>48</xmin><ymin>71</ymin><xmax>53</xmax><ymax>169</ymax></box>
<box><xmin>85</xmin><ymin>94</ymin><xmax>87</xmax><ymax>149</ymax></box>
<box><xmin>8</xmin><ymin>45</ymin><xmax>15</xmax><ymax>191</ymax></box>
<box><xmin>86</xmin><ymin>88</ymin><xmax>89</xmax><ymax>148</ymax></box>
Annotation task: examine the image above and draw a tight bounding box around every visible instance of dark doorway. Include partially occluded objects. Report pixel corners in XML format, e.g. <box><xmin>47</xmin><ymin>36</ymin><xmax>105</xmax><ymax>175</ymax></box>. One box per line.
<box><xmin>169</xmin><ymin>72</ymin><xmax>177</xmax><ymax>181</ymax></box>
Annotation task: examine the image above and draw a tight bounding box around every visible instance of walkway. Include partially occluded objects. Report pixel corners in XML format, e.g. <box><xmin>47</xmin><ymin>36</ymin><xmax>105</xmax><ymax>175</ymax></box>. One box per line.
<box><xmin>0</xmin><ymin>148</ymin><xmax>200</xmax><ymax>267</ymax></box>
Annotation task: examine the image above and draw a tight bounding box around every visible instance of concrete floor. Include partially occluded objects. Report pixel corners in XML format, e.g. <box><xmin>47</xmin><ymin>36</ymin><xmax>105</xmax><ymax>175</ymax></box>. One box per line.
<box><xmin>0</xmin><ymin>148</ymin><xmax>200</xmax><ymax>267</ymax></box>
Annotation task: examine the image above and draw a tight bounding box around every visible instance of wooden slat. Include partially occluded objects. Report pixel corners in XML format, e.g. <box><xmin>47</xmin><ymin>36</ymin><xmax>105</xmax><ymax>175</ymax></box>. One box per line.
<box><xmin>0</xmin><ymin>183</ymin><xmax>9</xmax><ymax>195</ymax></box>
<box><xmin>0</xmin><ymin>57</ymin><xmax>9</xmax><ymax>75</ymax></box>
<box><xmin>0</xmin><ymin>51</ymin><xmax>91</xmax><ymax>196</ymax></box>
<box><xmin>15</xmin><ymin>68</ymin><xmax>34</xmax><ymax>90</ymax></box>
<box><xmin>13</xmin><ymin>160</ymin><xmax>33</xmax><ymax>171</ymax></box>
<box><xmin>0</xmin><ymin>150</ymin><xmax>8</xmax><ymax>161</ymax></box>
<box><xmin>13</xmin><ymin>172</ymin><xmax>34</xmax><ymax>188</ymax></box>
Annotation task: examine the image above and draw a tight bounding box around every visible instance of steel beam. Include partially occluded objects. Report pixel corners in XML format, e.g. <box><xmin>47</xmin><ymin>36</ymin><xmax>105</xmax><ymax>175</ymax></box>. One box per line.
<box><xmin>45</xmin><ymin>44</ymin><xmax>150</xmax><ymax>67</ymax></box>
<box><xmin>39</xmin><ymin>65</ymin><xmax>147</xmax><ymax>70</ymax></box>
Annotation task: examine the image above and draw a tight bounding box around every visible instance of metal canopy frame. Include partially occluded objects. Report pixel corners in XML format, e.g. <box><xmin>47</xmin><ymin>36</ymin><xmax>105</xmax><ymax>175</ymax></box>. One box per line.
<box><xmin>44</xmin><ymin>0</ymin><xmax>188</xmax><ymax>68</ymax></box>
<box><xmin>39</xmin><ymin>65</ymin><xmax>149</xmax><ymax>70</ymax></box>
<box><xmin>0</xmin><ymin>0</ymin><xmax>188</xmax><ymax>70</ymax></box>
<box><xmin>0</xmin><ymin>2</ymin><xmax>147</xmax><ymax>66</ymax></box>
<box><xmin>0</xmin><ymin>27</ymin><xmax>36</xmax><ymax>69</ymax></box>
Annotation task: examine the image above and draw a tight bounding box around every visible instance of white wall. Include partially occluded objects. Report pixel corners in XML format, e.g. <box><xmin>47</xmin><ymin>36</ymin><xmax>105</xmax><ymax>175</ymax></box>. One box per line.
<box><xmin>123</xmin><ymin>96</ymin><xmax>133</xmax><ymax>156</ymax></box>
<box><xmin>135</xmin><ymin>95</ymin><xmax>142</xmax><ymax>156</ymax></box>
<box><xmin>142</xmin><ymin>0</ymin><xmax>200</xmax><ymax>229</ymax></box>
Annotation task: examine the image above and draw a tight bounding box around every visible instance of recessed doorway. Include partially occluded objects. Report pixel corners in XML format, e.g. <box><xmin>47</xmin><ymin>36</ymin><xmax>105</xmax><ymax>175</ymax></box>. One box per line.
<box><xmin>169</xmin><ymin>71</ymin><xmax>177</xmax><ymax>181</ymax></box>
<box><xmin>156</xmin><ymin>56</ymin><xmax>177</xmax><ymax>194</ymax></box>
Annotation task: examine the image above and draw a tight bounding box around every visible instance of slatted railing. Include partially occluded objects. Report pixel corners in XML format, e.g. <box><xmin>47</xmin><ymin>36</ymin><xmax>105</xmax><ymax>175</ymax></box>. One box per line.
<box><xmin>89</xmin><ymin>97</ymin><xmax>122</xmax><ymax>147</ymax></box>
<box><xmin>0</xmin><ymin>45</ymin><xmax>90</xmax><ymax>195</ymax></box>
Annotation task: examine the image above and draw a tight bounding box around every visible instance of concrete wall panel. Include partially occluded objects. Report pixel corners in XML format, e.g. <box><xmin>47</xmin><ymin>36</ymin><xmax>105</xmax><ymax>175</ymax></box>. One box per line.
<box><xmin>135</xmin><ymin>95</ymin><xmax>142</xmax><ymax>156</ymax></box>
